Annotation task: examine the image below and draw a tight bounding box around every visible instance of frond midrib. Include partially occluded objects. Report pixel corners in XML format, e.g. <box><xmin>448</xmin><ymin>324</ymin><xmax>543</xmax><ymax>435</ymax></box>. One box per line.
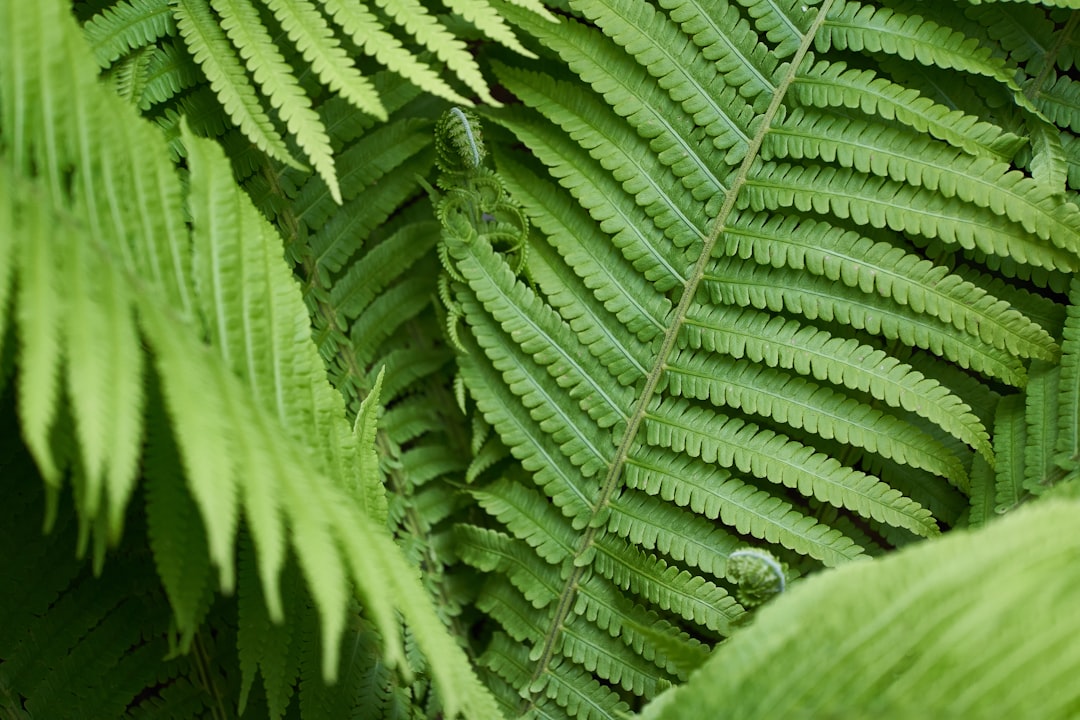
<box><xmin>519</xmin><ymin>1</ymin><xmax>837</xmax><ymax>710</ymax></box>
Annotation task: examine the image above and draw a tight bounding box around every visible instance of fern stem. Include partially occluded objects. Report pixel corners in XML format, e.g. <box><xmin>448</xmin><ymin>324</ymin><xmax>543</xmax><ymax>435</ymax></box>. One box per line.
<box><xmin>193</xmin><ymin>632</ymin><xmax>229</xmax><ymax>720</ymax></box>
<box><xmin>520</xmin><ymin>0</ymin><xmax>837</xmax><ymax>710</ymax></box>
<box><xmin>1027</xmin><ymin>10</ymin><xmax>1080</xmax><ymax>101</ymax></box>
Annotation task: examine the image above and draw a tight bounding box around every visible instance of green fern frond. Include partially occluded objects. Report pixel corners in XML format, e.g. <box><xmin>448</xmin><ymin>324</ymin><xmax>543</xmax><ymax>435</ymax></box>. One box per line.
<box><xmin>1024</xmin><ymin>360</ymin><xmax>1064</xmax><ymax>495</ymax></box>
<box><xmin>171</xmin><ymin>0</ymin><xmax>300</xmax><ymax>170</ymax></box>
<box><xmin>722</xmin><ymin>212</ymin><xmax>1056</xmax><ymax>360</ymax></box>
<box><xmin>819</xmin><ymin>0</ymin><xmax>1042</xmax><ymax>114</ymax></box>
<box><xmin>681</xmin><ymin>303</ymin><xmax>993</xmax><ymax>458</ymax></box>
<box><xmin>622</xmin><ymin>448</ymin><xmax>864</xmax><ymax>565</ymax></box>
<box><xmin>2</xmin><ymin>3</ymin><xmax>499</xmax><ymax>716</ymax></box>
<box><xmin>321</xmin><ymin>0</ymin><xmax>469</xmax><ymax>105</ymax></box>
<box><xmin>704</xmin><ymin>256</ymin><xmax>1031</xmax><ymax>386</ymax></box>
<box><xmin>638</xmin><ymin>497</ymin><xmax>1080</xmax><ymax>719</ymax></box>
<box><xmin>742</xmin><ymin>160</ymin><xmax>1080</xmax><ymax>272</ymax></box>
<box><xmin>763</xmin><ymin>109</ymin><xmax>1080</xmax><ymax>256</ymax></box>
<box><xmin>662</xmin><ymin>351</ymin><xmax>968</xmax><ymax>485</ymax></box>
<box><xmin>423</xmin><ymin>0</ymin><xmax>1080</xmax><ymax>713</ymax></box>
<box><xmin>791</xmin><ymin>58</ymin><xmax>1025</xmax><ymax>159</ymax></box>
<box><xmin>642</xmin><ymin>396</ymin><xmax>940</xmax><ymax>536</ymax></box>
<box><xmin>1057</xmin><ymin>276</ymin><xmax>1080</xmax><ymax>471</ymax></box>
<box><xmin>263</xmin><ymin>0</ymin><xmax>384</xmax><ymax>115</ymax></box>
<box><xmin>967</xmin><ymin>452</ymin><xmax>997</xmax><ymax>528</ymax></box>
<box><xmin>84</xmin><ymin>0</ymin><xmax>175</xmax><ymax>67</ymax></box>
<box><xmin>252</xmin><ymin>70</ymin><xmax>500</xmax><ymax>712</ymax></box>
<box><xmin>123</xmin><ymin>40</ymin><xmax>201</xmax><ymax>110</ymax></box>
<box><xmin>144</xmin><ymin>402</ymin><xmax>213</xmax><ymax>654</ymax></box>
<box><xmin>1033</xmin><ymin>70</ymin><xmax>1080</xmax><ymax>132</ymax></box>
<box><xmin>605</xmin><ymin>489</ymin><xmax>740</xmax><ymax>579</ymax></box>
<box><xmin>207</xmin><ymin>0</ymin><xmax>340</xmax><ymax>199</ymax></box>
<box><xmin>993</xmin><ymin>394</ymin><xmax>1028</xmax><ymax>514</ymax></box>
<box><xmin>85</xmin><ymin>0</ymin><xmax>550</xmax><ymax>205</ymax></box>
<box><xmin>354</xmin><ymin>367</ymin><xmax>388</xmax><ymax>523</ymax></box>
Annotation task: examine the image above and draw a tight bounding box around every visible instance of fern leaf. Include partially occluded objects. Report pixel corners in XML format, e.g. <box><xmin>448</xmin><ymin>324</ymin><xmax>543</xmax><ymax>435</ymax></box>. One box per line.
<box><xmin>556</xmin><ymin>608</ymin><xmax>674</xmax><ymax>697</ymax></box>
<box><xmin>704</xmin><ymin>257</ymin><xmax>1030</xmax><ymax>386</ymax></box>
<box><xmin>429</xmin><ymin>1</ymin><xmax>1080</xmax><ymax>714</ymax></box>
<box><xmin>144</xmin><ymin>407</ymin><xmax>212</xmax><ymax>654</ymax></box>
<box><xmin>208</xmin><ymin>0</ymin><xmax>339</xmax><ymax>201</ymax></box>
<box><xmin>621</xmin><ymin>449</ymin><xmax>865</xmax><ymax>566</ymax></box>
<box><xmin>0</xmin><ymin>166</ymin><xmax>13</xmax><ymax>361</ymax></box>
<box><xmin>966</xmin><ymin>452</ymin><xmax>996</xmax><ymax>529</ymax></box>
<box><xmin>236</xmin><ymin>539</ymin><xmax>296</xmax><ymax>717</ymax></box>
<box><xmin>568</xmin><ymin>0</ymin><xmax>756</xmax><ymax>162</ymax></box>
<box><xmin>482</xmin><ymin>632</ymin><xmax>630</xmax><ymax>720</ymax></box>
<box><xmin>498</xmin><ymin>155</ymin><xmax>670</xmax><ymax>345</ymax></box>
<box><xmin>664</xmin><ymin>351</ymin><xmax>968</xmax><ymax>485</ymax></box>
<box><xmin>681</xmin><ymin>304</ymin><xmax>993</xmax><ymax>458</ymax></box>
<box><xmin>84</xmin><ymin>0</ymin><xmax>175</xmax><ymax>67</ymax></box>
<box><xmin>1031</xmin><ymin>70</ymin><xmax>1080</xmax><ymax>133</ymax></box>
<box><xmin>350</xmin><ymin>275</ymin><xmax>437</xmax><ymax>369</ymax></box>
<box><xmin>456</xmin><ymin>333</ymin><xmax>603</xmax><ymax>523</ymax></box>
<box><xmin>724</xmin><ymin>211</ymin><xmax>1059</xmax><ymax>360</ymax></box>
<box><xmin>993</xmin><ymin>393</ymin><xmax>1027</xmax><ymax>514</ymax></box>
<box><xmin>171</xmin><ymin>0</ymin><xmax>300</xmax><ymax>171</ymax></box>
<box><xmin>1028</xmin><ymin>115</ymin><xmax>1069</xmax><ymax>192</ymax></box>
<box><xmin>643</xmin><ymin>397</ymin><xmax>940</xmax><ymax>536</ymax></box>
<box><xmin>821</xmin><ymin>0</ymin><xmax>1042</xmax><ymax>115</ymax></box>
<box><xmin>5</xmin><ymin>3</ymin><xmax>501</xmax><ymax>716</ymax></box>
<box><xmin>639</xmin><ymin>498</ymin><xmax>1080</xmax><ymax>719</ymax></box>
<box><xmin>65</xmin><ymin>199</ymin><xmax>146</xmax><ymax>535</ymax></box>
<box><xmin>354</xmin><ymin>367</ymin><xmax>387</xmax><ymax>523</ymax></box>
<box><xmin>488</xmin><ymin>77</ymin><xmax>701</xmax><ymax>288</ymax></box>
<box><xmin>456</xmin><ymin>229</ymin><xmax>634</xmax><ymax>432</ymax></box>
<box><xmin>329</xmin><ymin>219</ymin><xmax>439</xmax><ymax>320</ymax></box>
<box><xmin>791</xmin><ymin>58</ymin><xmax>1024</xmax><ymax>160</ymax></box>
<box><xmin>262</xmin><ymin>0</ymin><xmax>385</xmax><ymax>121</ymax></box>
<box><xmin>591</xmin><ymin>538</ymin><xmax>743</xmax><ymax>633</ymax></box>
<box><xmin>139</xmin><ymin>304</ymin><xmax>240</xmax><ymax>590</ymax></box>
<box><xmin>130</xmin><ymin>40</ymin><xmax>201</xmax><ymax>110</ymax></box>
<box><xmin>442</xmin><ymin>0</ymin><xmax>540</xmax><ymax>58</ymax></box>
<box><xmin>742</xmin><ymin>161</ymin><xmax>1080</xmax><ymax>273</ymax></box>
<box><xmin>375</xmin><ymin>0</ymin><xmax>498</xmax><ymax>106</ymax></box>
<box><xmin>13</xmin><ymin>185</ymin><xmax>66</xmax><ymax>487</ymax></box>
<box><xmin>764</xmin><ymin>109</ymin><xmax>1080</xmax><ymax>257</ymax></box>
<box><xmin>301</xmin><ymin>119</ymin><xmax>434</xmax><ymax>273</ymax></box>
<box><xmin>1057</xmin><ymin>275</ymin><xmax>1080</xmax><ymax>471</ymax></box>
<box><xmin>1024</xmin><ymin>360</ymin><xmax>1063</xmax><ymax>496</ymax></box>
<box><xmin>606</xmin><ymin>489</ymin><xmax>741</xmax><ymax>580</ymax></box>
<box><xmin>321</xmin><ymin>0</ymin><xmax>469</xmax><ymax>105</ymax></box>
<box><xmin>186</xmin><ymin>123</ymin><xmax>294</xmax><ymax>611</ymax></box>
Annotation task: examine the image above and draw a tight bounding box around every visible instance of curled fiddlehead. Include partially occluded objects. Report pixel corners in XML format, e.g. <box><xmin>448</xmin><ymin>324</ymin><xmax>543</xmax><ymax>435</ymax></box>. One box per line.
<box><xmin>433</xmin><ymin>108</ymin><xmax>530</xmax><ymax>269</ymax></box>
<box><xmin>728</xmin><ymin>549</ymin><xmax>788</xmax><ymax>608</ymax></box>
<box><xmin>432</xmin><ymin>108</ymin><xmax>531</xmax><ymax>352</ymax></box>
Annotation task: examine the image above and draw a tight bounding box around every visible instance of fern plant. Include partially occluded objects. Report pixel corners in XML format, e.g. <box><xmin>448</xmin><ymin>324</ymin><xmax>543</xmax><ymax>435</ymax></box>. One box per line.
<box><xmin>0</xmin><ymin>1</ymin><xmax>498</xmax><ymax>717</ymax></box>
<box><xmin>639</xmin><ymin>492</ymin><xmax>1080</xmax><ymax>719</ymax></box>
<box><xmin>5</xmin><ymin>0</ymin><xmax>1080</xmax><ymax>719</ymax></box>
<box><xmin>80</xmin><ymin>0</ymin><xmax>554</xmax><ymax>200</ymax></box>
<box><xmin>426</xmin><ymin>1</ymin><xmax>1080</xmax><ymax>716</ymax></box>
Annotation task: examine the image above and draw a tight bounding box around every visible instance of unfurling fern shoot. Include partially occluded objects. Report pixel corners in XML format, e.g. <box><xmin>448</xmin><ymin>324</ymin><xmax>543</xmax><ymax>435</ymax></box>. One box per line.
<box><xmin>728</xmin><ymin>549</ymin><xmax>787</xmax><ymax>608</ymax></box>
<box><xmin>432</xmin><ymin>107</ymin><xmax>530</xmax><ymax>275</ymax></box>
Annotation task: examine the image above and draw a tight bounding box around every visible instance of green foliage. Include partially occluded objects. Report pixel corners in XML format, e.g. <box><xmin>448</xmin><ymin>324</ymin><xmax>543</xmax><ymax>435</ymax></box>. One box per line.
<box><xmin>638</xmin><ymin>495</ymin><xmax>1080</xmax><ymax>719</ymax></box>
<box><xmin>5</xmin><ymin>0</ymin><xmax>1080</xmax><ymax>719</ymax></box>
<box><xmin>82</xmin><ymin>0</ymin><xmax>554</xmax><ymax>200</ymax></box>
<box><xmin>0</xmin><ymin>1</ymin><xmax>497</xmax><ymax>717</ymax></box>
<box><xmin>426</xmin><ymin>0</ymin><xmax>1080</xmax><ymax>715</ymax></box>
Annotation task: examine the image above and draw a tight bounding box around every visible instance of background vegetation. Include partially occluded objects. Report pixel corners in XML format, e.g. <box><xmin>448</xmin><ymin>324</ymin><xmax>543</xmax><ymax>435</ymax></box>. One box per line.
<box><xmin>3</xmin><ymin>0</ymin><xmax>1080</xmax><ymax>718</ymax></box>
